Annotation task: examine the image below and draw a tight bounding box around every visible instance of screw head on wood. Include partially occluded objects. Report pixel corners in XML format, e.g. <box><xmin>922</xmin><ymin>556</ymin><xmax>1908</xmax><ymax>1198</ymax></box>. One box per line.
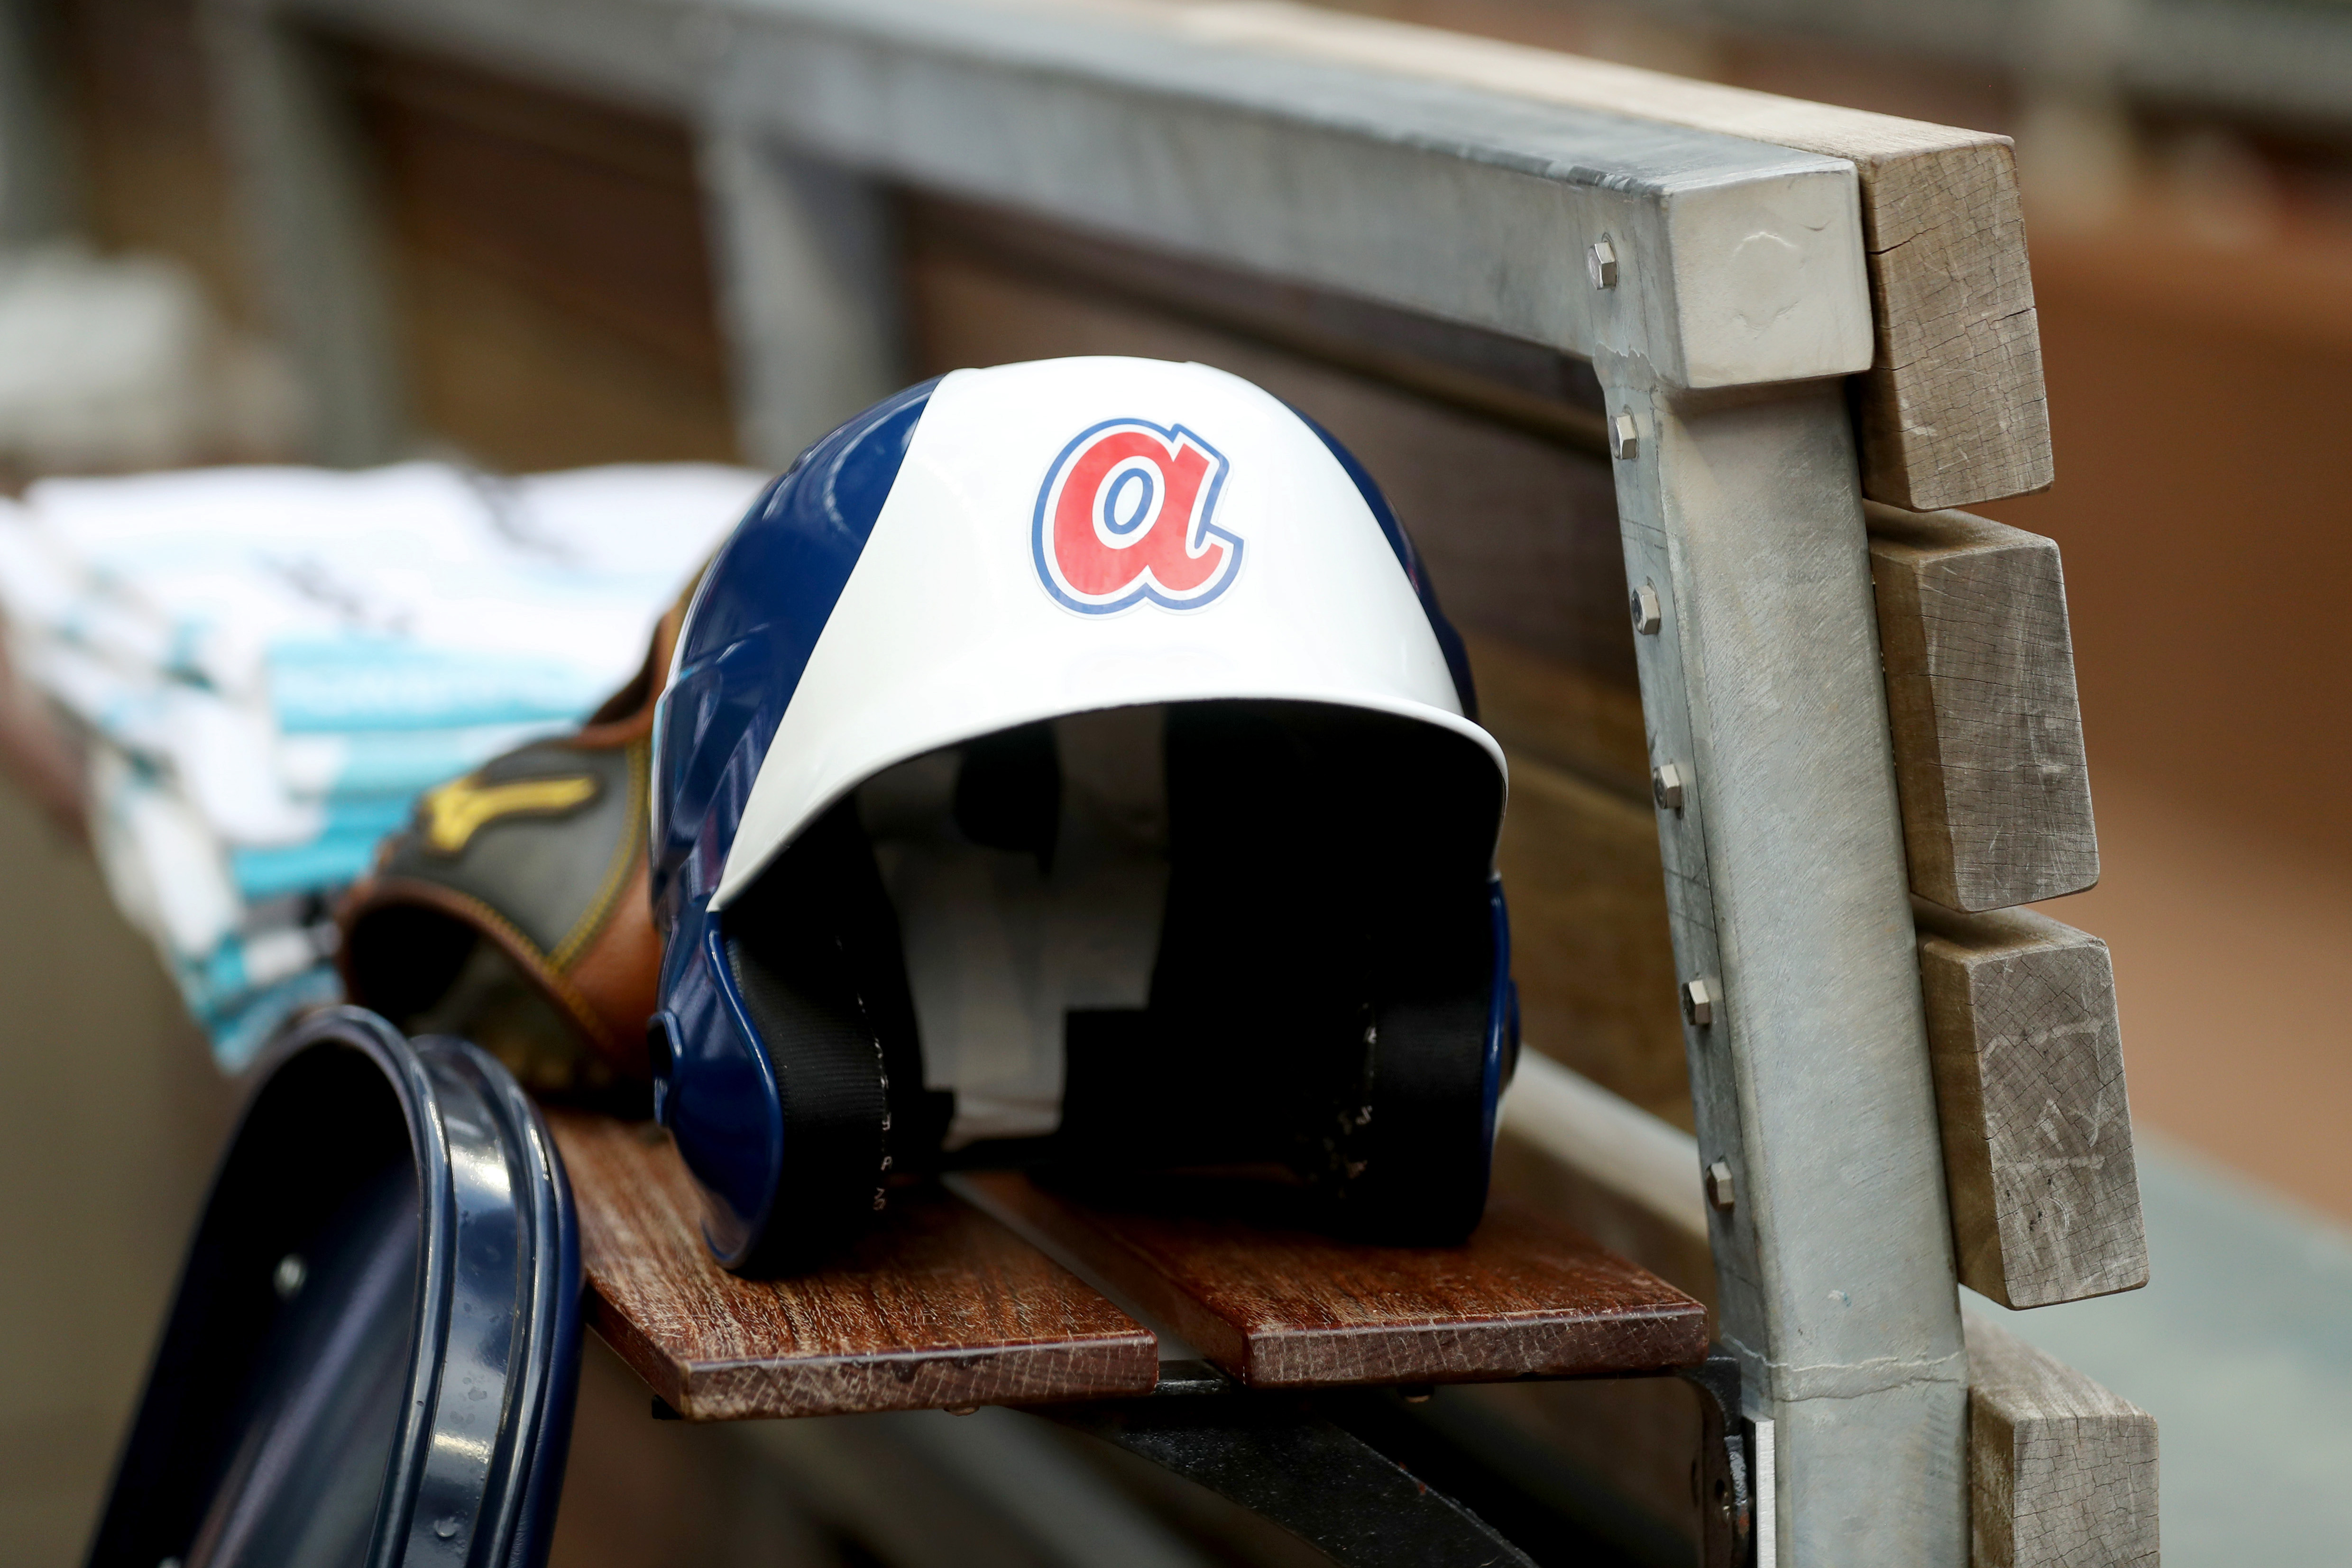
<box><xmin>1652</xmin><ymin>762</ymin><xmax>1685</xmax><ymax>812</ymax></box>
<box><xmin>1681</xmin><ymin>977</ymin><xmax>1715</xmax><ymax>1027</ymax></box>
<box><xmin>1588</xmin><ymin>238</ymin><xmax>1618</xmax><ymax>289</ymax></box>
<box><xmin>1609</xmin><ymin>413</ymin><xmax>1639</xmax><ymax>460</ymax></box>
<box><xmin>1630</xmin><ymin>582</ymin><xmax>1662</xmax><ymax>635</ymax></box>
<box><xmin>1705</xmin><ymin>1160</ymin><xmax>1736</xmax><ymax>1212</ymax></box>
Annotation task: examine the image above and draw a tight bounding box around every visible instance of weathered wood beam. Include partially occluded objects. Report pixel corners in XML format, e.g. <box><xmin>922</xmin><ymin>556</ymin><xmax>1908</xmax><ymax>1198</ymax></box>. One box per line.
<box><xmin>1916</xmin><ymin>902</ymin><xmax>2147</xmax><ymax>1310</ymax></box>
<box><xmin>1868</xmin><ymin>503</ymin><xmax>2099</xmax><ymax>913</ymax></box>
<box><xmin>1965</xmin><ymin>1314</ymin><xmax>2159</xmax><ymax>1567</ymax></box>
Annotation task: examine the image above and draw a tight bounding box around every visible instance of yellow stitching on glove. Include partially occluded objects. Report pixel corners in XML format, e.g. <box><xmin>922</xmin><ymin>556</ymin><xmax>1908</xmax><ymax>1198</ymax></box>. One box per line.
<box><xmin>420</xmin><ymin>773</ymin><xmax>598</xmax><ymax>855</ymax></box>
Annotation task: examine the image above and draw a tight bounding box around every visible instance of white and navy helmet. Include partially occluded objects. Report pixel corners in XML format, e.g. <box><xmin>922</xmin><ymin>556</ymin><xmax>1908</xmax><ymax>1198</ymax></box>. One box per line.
<box><xmin>648</xmin><ymin>357</ymin><xmax>1515</xmax><ymax>1272</ymax></box>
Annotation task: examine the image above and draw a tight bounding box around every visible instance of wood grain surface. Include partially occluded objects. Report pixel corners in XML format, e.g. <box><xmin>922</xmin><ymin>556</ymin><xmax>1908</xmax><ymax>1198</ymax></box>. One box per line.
<box><xmin>1869</xmin><ymin>503</ymin><xmax>2099</xmax><ymax>912</ymax></box>
<box><xmin>546</xmin><ymin>1111</ymin><xmax>1159</xmax><ymax>1420</ymax></box>
<box><xmin>960</xmin><ymin>1171</ymin><xmax>1708</xmax><ymax>1389</ymax></box>
<box><xmin>1966</xmin><ymin>1314</ymin><xmax>2159</xmax><ymax>1566</ymax></box>
<box><xmin>1916</xmin><ymin>903</ymin><xmax>2147</xmax><ymax>1311</ymax></box>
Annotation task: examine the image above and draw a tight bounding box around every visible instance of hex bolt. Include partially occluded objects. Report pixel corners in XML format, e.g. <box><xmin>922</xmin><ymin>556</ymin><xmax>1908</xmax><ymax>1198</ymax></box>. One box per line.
<box><xmin>1681</xmin><ymin>977</ymin><xmax>1715</xmax><ymax>1027</ymax></box>
<box><xmin>1705</xmin><ymin>1160</ymin><xmax>1736</xmax><ymax>1212</ymax></box>
<box><xmin>1588</xmin><ymin>238</ymin><xmax>1618</xmax><ymax>289</ymax></box>
<box><xmin>1609</xmin><ymin>412</ymin><xmax>1639</xmax><ymax>460</ymax></box>
<box><xmin>1652</xmin><ymin>762</ymin><xmax>1685</xmax><ymax>812</ymax></box>
<box><xmin>1629</xmin><ymin>582</ymin><xmax>1663</xmax><ymax>635</ymax></box>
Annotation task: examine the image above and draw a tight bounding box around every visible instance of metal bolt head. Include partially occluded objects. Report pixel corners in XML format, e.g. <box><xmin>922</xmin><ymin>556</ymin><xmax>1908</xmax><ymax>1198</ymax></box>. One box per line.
<box><xmin>1629</xmin><ymin>582</ymin><xmax>1662</xmax><ymax>635</ymax></box>
<box><xmin>1587</xmin><ymin>238</ymin><xmax>1618</xmax><ymax>289</ymax></box>
<box><xmin>1705</xmin><ymin>1160</ymin><xmax>1736</xmax><ymax>1212</ymax></box>
<box><xmin>1609</xmin><ymin>412</ymin><xmax>1639</xmax><ymax>460</ymax></box>
<box><xmin>1681</xmin><ymin>977</ymin><xmax>1715</xmax><ymax>1027</ymax></box>
<box><xmin>1652</xmin><ymin>762</ymin><xmax>1685</xmax><ymax>812</ymax></box>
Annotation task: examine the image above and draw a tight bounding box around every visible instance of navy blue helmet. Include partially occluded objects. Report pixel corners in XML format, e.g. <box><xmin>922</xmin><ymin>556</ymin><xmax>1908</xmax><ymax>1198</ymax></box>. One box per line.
<box><xmin>648</xmin><ymin>358</ymin><xmax>1516</xmax><ymax>1271</ymax></box>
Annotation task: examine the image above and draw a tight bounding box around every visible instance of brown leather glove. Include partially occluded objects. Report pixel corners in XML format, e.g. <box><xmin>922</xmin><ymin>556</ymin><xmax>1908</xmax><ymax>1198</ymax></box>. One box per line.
<box><xmin>337</xmin><ymin>589</ymin><xmax>688</xmax><ymax>1096</ymax></box>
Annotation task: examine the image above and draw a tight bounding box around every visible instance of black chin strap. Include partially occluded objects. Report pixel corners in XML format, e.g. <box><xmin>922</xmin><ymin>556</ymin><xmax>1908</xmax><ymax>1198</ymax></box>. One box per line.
<box><xmin>723</xmin><ymin>800</ymin><xmax>941</xmax><ymax>1273</ymax></box>
<box><xmin>1056</xmin><ymin>701</ymin><xmax>1499</xmax><ymax>1243</ymax></box>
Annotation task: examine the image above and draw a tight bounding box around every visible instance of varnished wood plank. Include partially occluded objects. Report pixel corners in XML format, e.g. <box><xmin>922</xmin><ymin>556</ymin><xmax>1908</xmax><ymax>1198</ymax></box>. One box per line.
<box><xmin>1966</xmin><ymin>1314</ymin><xmax>2159</xmax><ymax>1567</ymax></box>
<box><xmin>959</xmin><ymin>1171</ymin><xmax>1708</xmax><ymax>1390</ymax></box>
<box><xmin>1870</xmin><ymin>503</ymin><xmax>2099</xmax><ymax>912</ymax></box>
<box><xmin>1916</xmin><ymin>903</ymin><xmax>2147</xmax><ymax>1310</ymax></box>
<box><xmin>545</xmin><ymin>1111</ymin><xmax>1159</xmax><ymax>1420</ymax></box>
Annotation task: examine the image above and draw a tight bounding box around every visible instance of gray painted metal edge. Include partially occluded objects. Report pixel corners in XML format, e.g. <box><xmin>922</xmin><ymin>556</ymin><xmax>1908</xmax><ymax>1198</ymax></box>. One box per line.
<box><xmin>1603</xmin><ymin>364</ymin><xmax>1966</xmax><ymax>1561</ymax></box>
<box><xmin>262</xmin><ymin>0</ymin><xmax>1873</xmax><ymax>389</ymax></box>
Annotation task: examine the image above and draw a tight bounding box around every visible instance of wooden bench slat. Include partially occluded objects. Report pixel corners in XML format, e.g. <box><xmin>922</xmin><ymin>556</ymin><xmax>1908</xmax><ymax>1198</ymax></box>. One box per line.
<box><xmin>956</xmin><ymin>1170</ymin><xmax>1710</xmax><ymax>1390</ymax></box>
<box><xmin>1916</xmin><ymin>904</ymin><xmax>2148</xmax><ymax>1310</ymax></box>
<box><xmin>1869</xmin><ymin>503</ymin><xmax>2099</xmax><ymax>913</ymax></box>
<box><xmin>546</xmin><ymin>1110</ymin><xmax>1160</xmax><ymax>1420</ymax></box>
<box><xmin>1966</xmin><ymin>1315</ymin><xmax>2159</xmax><ymax>1567</ymax></box>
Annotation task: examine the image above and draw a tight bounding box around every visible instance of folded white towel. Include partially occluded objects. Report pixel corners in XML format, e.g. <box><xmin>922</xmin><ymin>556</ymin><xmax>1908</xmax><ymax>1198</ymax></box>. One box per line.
<box><xmin>0</xmin><ymin>459</ymin><xmax>763</xmax><ymax>1065</ymax></box>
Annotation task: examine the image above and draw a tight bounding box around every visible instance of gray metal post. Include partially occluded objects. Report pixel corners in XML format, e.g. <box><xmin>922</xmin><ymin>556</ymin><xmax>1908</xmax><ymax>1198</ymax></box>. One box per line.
<box><xmin>0</xmin><ymin>0</ymin><xmax>79</xmax><ymax>244</ymax></box>
<box><xmin>205</xmin><ymin>0</ymin><xmax>406</xmax><ymax>465</ymax></box>
<box><xmin>699</xmin><ymin>118</ymin><xmax>904</xmax><ymax>471</ymax></box>
<box><xmin>1601</xmin><ymin>364</ymin><xmax>1967</xmax><ymax>1563</ymax></box>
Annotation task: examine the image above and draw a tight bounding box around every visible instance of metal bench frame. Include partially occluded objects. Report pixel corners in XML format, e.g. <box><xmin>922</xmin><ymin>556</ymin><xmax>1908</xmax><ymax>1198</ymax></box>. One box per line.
<box><xmin>207</xmin><ymin>1</ymin><xmax>1974</xmax><ymax>1559</ymax></box>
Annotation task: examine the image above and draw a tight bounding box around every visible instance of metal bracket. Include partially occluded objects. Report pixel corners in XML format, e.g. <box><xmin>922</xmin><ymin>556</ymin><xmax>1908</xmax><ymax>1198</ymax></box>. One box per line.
<box><xmin>1033</xmin><ymin>1366</ymin><xmax>1538</xmax><ymax>1568</ymax></box>
<box><xmin>1678</xmin><ymin>1349</ymin><xmax>1755</xmax><ymax>1568</ymax></box>
<box><xmin>1030</xmin><ymin>1350</ymin><xmax>1758</xmax><ymax>1568</ymax></box>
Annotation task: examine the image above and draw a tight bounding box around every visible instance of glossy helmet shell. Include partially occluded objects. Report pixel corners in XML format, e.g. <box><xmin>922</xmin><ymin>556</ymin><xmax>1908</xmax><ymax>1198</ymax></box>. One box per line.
<box><xmin>649</xmin><ymin>357</ymin><xmax>1513</xmax><ymax>1270</ymax></box>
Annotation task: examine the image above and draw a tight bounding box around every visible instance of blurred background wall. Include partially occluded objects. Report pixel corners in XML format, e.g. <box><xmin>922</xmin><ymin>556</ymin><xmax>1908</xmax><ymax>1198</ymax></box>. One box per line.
<box><xmin>3</xmin><ymin>0</ymin><xmax>2347</xmax><ymax>1559</ymax></box>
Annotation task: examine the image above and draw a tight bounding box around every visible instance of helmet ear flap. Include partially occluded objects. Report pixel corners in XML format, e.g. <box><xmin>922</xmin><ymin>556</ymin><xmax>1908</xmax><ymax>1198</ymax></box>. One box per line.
<box><xmin>1116</xmin><ymin>700</ymin><xmax>1503</xmax><ymax>1243</ymax></box>
<box><xmin>1315</xmin><ymin>990</ymin><xmax>1495</xmax><ymax>1245</ymax></box>
<box><xmin>717</xmin><ymin>800</ymin><xmax>944</xmax><ymax>1275</ymax></box>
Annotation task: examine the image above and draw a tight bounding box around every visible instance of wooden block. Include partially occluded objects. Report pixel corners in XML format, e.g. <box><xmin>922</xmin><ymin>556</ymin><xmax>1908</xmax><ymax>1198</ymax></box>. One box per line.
<box><xmin>1916</xmin><ymin>904</ymin><xmax>2147</xmax><ymax>1310</ymax></box>
<box><xmin>1966</xmin><ymin>1315</ymin><xmax>2159</xmax><ymax>1567</ymax></box>
<box><xmin>1838</xmin><ymin>139</ymin><xmax>2049</xmax><ymax>511</ymax></box>
<box><xmin>1145</xmin><ymin>1</ymin><xmax>2052</xmax><ymax>509</ymax></box>
<box><xmin>545</xmin><ymin>1110</ymin><xmax>1159</xmax><ymax>1420</ymax></box>
<box><xmin>1869</xmin><ymin>503</ymin><xmax>2099</xmax><ymax>911</ymax></box>
<box><xmin>957</xmin><ymin>1170</ymin><xmax>1709</xmax><ymax>1389</ymax></box>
